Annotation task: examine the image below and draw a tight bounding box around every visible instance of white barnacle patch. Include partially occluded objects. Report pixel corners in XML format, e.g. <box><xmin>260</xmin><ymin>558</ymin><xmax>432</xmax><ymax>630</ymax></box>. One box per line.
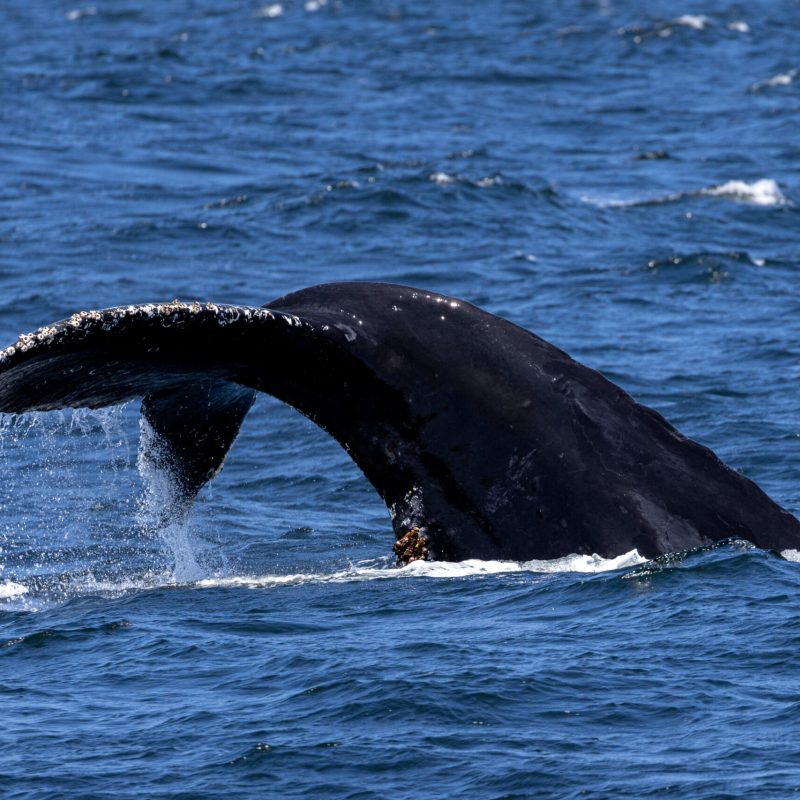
<box><xmin>218</xmin><ymin>306</ymin><xmax>243</xmax><ymax>326</ymax></box>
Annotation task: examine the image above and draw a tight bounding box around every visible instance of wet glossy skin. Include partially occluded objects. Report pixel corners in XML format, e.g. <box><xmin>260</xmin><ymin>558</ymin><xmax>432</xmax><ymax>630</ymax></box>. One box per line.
<box><xmin>2</xmin><ymin>282</ymin><xmax>799</xmax><ymax>561</ymax></box>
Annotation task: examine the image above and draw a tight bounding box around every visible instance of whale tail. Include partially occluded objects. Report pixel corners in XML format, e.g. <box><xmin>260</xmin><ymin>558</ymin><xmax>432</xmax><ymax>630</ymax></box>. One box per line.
<box><xmin>139</xmin><ymin>380</ymin><xmax>256</xmax><ymax>509</ymax></box>
<box><xmin>2</xmin><ymin>283</ymin><xmax>800</xmax><ymax>562</ymax></box>
<box><xmin>0</xmin><ymin>302</ymin><xmax>274</xmax><ymax>511</ymax></box>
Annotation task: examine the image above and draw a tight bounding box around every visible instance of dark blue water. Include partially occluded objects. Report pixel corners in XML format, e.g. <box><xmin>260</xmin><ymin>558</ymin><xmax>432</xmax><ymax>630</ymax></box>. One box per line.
<box><xmin>3</xmin><ymin>1</ymin><xmax>800</xmax><ymax>797</ymax></box>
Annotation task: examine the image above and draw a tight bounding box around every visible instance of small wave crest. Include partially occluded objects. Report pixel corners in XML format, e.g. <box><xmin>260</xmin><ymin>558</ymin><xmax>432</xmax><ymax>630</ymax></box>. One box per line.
<box><xmin>583</xmin><ymin>178</ymin><xmax>789</xmax><ymax>208</ymax></box>
<box><xmin>750</xmin><ymin>69</ymin><xmax>797</xmax><ymax>92</ymax></box>
<box><xmin>700</xmin><ymin>179</ymin><xmax>789</xmax><ymax>206</ymax></box>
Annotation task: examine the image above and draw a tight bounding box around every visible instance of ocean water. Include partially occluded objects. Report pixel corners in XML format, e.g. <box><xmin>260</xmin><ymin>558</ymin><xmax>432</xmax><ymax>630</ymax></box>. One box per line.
<box><xmin>2</xmin><ymin>1</ymin><xmax>800</xmax><ymax>797</ymax></box>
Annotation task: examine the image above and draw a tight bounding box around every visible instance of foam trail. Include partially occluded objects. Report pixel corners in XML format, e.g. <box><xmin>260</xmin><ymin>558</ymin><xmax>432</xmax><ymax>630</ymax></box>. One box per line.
<box><xmin>194</xmin><ymin>549</ymin><xmax>646</xmax><ymax>590</ymax></box>
<box><xmin>700</xmin><ymin>179</ymin><xmax>788</xmax><ymax>206</ymax></box>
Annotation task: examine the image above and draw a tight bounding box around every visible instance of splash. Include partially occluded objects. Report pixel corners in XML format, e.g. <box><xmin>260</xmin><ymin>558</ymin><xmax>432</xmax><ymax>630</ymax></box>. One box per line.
<box><xmin>136</xmin><ymin>416</ymin><xmax>217</xmax><ymax>583</ymax></box>
<box><xmin>0</xmin><ymin>406</ymin><xmax>215</xmax><ymax>610</ymax></box>
<box><xmin>0</xmin><ymin>581</ymin><xmax>28</xmax><ymax>599</ymax></box>
<box><xmin>193</xmin><ymin>549</ymin><xmax>646</xmax><ymax>591</ymax></box>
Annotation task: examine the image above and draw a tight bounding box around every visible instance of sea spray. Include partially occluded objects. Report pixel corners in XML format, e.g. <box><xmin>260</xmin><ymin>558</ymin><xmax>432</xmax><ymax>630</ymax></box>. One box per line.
<box><xmin>136</xmin><ymin>415</ymin><xmax>220</xmax><ymax>583</ymax></box>
<box><xmin>0</xmin><ymin>406</ymin><xmax>220</xmax><ymax>607</ymax></box>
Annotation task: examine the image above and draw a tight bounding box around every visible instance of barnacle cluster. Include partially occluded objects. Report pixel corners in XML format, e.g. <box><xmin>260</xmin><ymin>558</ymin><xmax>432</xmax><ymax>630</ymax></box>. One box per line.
<box><xmin>0</xmin><ymin>300</ymin><xmax>299</xmax><ymax>367</ymax></box>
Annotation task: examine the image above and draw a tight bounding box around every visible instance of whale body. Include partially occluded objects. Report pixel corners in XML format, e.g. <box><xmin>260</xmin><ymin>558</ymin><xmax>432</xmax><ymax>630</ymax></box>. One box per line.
<box><xmin>1</xmin><ymin>282</ymin><xmax>798</xmax><ymax>563</ymax></box>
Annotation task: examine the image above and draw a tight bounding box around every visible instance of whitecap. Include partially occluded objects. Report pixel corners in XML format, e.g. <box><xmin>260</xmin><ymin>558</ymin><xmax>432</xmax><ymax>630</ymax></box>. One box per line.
<box><xmin>474</xmin><ymin>175</ymin><xmax>502</xmax><ymax>188</ymax></box>
<box><xmin>700</xmin><ymin>178</ymin><xmax>788</xmax><ymax>206</ymax></box>
<box><xmin>781</xmin><ymin>550</ymin><xmax>800</xmax><ymax>563</ymax></box>
<box><xmin>727</xmin><ymin>20</ymin><xmax>749</xmax><ymax>33</ymax></box>
<box><xmin>429</xmin><ymin>172</ymin><xmax>457</xmax><ymax>185</ymax></box>
<box><xmin>750</xmin><ymin>69</ymin><xmax>797</xmax><ymax>92</ymax></box>
<box><xmin>674</xmin><ymin>14</ymin><xmax>710</xmax><ymax>29</ymax></box>
<box><xmin>255</xmin><ymin>3</ymin><xmax>283</xmax><ymax>18</ymax></box>
<box><xmin>65</xmin><ymin>6</ymin><xmax>97</xmax><ymax>21</ymax></box>
<box><xmin>582</xmin><ymin>178</ymin><xmax>788</xmax><ymax>208</ymax></box>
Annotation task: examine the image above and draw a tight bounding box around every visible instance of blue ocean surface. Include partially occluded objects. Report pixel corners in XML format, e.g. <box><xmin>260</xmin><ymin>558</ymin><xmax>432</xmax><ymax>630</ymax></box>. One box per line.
<box><xmin>2</xmin><ymin>1</ymin><xmax>800</xmax><ymax>797</ymax></box>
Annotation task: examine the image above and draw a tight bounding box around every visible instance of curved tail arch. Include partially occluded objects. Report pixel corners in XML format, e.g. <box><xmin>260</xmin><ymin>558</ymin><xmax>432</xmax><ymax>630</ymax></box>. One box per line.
<box><xmin>2</xmin><ymin>283</ymin><xmax>799</xmax><ymax>562</ymax></box>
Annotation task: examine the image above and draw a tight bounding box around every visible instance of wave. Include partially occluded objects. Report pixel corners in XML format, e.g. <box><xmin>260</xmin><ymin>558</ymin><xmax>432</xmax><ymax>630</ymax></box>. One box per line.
<box><xmin>700</xmin><ymin>179</ymin><xmax>789</xmax><ymax>206</ymax></box>
<box><xmin>750</xmin><ymin>69</ymin><xmax>797</xmax><ymax>92</ymax></box>
<box><xmin>583</xmin><ymin>178</ymin><xmax>789</xmax><ymax>208</ymax></box>
<box><xmin>673</xmin><ymin>14</ymin><xmax>710</xmax><ymax>30</ymax></box>
<box><xmin>640</xmin><ymin>250</ymin><xmax>766</xmax><ymax>282</ymax></box>
<box><xmin>0</xmin><ymin>550</ymin><xmax>647</xmax><ymax>611</ymax></box>
<box><xmin>5</xmin><ymin>543</ymin><xmax>800</xmax><ymax>612</ymax></box>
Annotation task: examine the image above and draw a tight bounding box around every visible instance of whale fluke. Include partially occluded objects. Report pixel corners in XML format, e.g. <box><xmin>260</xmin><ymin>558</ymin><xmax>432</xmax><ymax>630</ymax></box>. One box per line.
<box><xmin>141</xmin><ymin>380</ymin><xmax>256</xmax><ymax>505</ymax></box>
<box><xmin>1</xmin><ymin>283</ymin><xmax>799</xmax><ymax>563</ymax></box>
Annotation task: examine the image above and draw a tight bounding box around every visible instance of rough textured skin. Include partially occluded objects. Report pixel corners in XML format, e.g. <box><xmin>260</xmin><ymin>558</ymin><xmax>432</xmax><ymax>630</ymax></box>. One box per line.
<box><xmin>1</xmin><ymin>282</ymin><xmax>798</xmax><ymax>562</ymax></box>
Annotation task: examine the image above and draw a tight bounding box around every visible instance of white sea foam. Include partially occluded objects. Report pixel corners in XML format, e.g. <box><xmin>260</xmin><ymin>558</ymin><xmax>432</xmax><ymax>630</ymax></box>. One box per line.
<box><xmin>674</xmin><ymin>14</ymin><xmax>710</xmax><ymax>30</ymax></box>
<box><xmin>781</xmin><ymin>549</ymin><xmax>800</xmax><ymax>563</ymax></box>
<box><xmin>583</xmin><ymin>178</ymin><xmax>788</xmax><ymax>208</ymax></box>
<box><xmin>700</xmin><ymin>178</ymin><xmax>788</xmax><ymax>206</ymax></box>
<box><xmin>727</xmin><ymin>20</ymin><xmax>749</xmax><ymax>33</ymax></box>
<box><xmin>255</xmin><ymin>3</ymin><xmax>283</xmax><ymax>18</ymax></box>
<box><xmin>65</xmin><ymin>6</ymin><xmax>97</xmax><ymax>21</ymax></box>
<box><xmin>474</xmin><ymin>175</ymin><xmax>502</xmax><ymax>188</ymax></box>
<box><xmin>0</xmin><ymin>581</ymin><xmax>28</xmax><ymax>599</ymax></box>
<box><xmin>750</xmin><ymin>69</ymin><xmax>796</xmax><ymax>91</ymax></box>
<box><xmin>430</xmin><ymin>172</ymin><xmax>457</xmax><ymax>185</ymax></box>
<box><xmin>193</xmin><ymin>549</ymin><xmax>645</xmax><ymax>590</ymax></box>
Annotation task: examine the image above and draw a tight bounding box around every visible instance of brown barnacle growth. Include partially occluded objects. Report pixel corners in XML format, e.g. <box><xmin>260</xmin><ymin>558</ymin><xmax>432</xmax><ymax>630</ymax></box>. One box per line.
<box><xmin>393</xmin><ymin>527</ymin><xmax>429</xmax><ymax>565</ymax></box>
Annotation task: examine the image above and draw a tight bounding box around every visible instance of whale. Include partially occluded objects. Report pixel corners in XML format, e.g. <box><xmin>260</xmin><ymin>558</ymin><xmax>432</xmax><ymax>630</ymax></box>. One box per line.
<box><xmin>1</xmin><ymin>281</ymin><xmax>798</xmax><ymax>563</ymax></box>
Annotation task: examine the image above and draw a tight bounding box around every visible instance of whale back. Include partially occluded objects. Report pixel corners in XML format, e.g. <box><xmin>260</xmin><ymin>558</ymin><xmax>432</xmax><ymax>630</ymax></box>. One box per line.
<box><xmin>1</xmin><ymin>283</ymin><xmax>799</xmax><ymax>561</ymax></box>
